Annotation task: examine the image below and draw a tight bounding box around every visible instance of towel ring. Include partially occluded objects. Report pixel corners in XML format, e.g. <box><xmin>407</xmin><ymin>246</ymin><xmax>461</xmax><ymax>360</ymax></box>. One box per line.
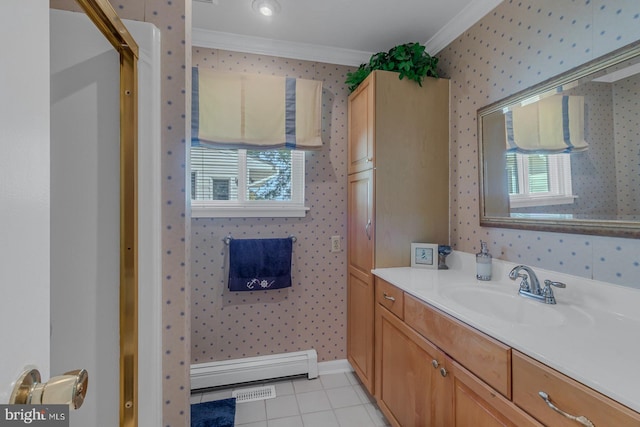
<box><xmin>222</xmin><ymin>235</ymin><xmax>296</xmax><ymax>245</ymax></box>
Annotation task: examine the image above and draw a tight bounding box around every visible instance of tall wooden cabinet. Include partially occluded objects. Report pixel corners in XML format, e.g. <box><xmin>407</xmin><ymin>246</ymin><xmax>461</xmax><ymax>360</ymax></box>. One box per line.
<box><xmin>346</xmin><ymin>70</ymin><xmax>450</xmax><ymax>394</ymax></box>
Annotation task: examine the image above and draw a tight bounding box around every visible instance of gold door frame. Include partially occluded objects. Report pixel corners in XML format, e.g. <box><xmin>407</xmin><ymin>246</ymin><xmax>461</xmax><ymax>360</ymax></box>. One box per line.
<box><xmin>73</xmin><ymin>1</ymin><xmax>139</xmax><ymax>426</ymax></box>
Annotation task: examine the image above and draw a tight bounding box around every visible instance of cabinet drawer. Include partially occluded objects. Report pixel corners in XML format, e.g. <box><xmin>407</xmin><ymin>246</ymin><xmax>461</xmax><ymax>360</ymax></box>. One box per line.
<box><xmin>375</xmin><ymin>278</ymin><xmax>404</xmax><ymax>319</ymax></box>
<box><xmin>513</xmin><ymin>351</ymin><xmax>640</xmax><ymax>427</ymax></box>
<box><xmin>404</xmin><ymin>294</ymin><xmax>511</xmax><ymax>398</ymax></box>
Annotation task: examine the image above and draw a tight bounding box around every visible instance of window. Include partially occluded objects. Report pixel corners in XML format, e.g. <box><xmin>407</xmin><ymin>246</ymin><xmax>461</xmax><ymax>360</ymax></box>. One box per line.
<box><xmin>190</xmin><ymin>146</ymin><xmax>307</xmax><ymax>217</ymax></box>
<box><xmin>506</xmin><ymin>152</ymin><xmax>576</xmax><ymax>208</ymax></box>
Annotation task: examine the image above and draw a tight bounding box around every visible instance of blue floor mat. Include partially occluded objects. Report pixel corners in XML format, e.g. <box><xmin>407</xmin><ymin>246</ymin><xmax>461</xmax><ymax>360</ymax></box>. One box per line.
<box><xmin>191</xmin><ymin>397</ymin><xmax>236</xmax><ymax>427</ymax></box>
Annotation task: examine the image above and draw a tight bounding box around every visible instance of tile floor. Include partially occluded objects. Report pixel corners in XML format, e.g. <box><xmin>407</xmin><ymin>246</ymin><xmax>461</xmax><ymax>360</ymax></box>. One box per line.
<box><xmin>190</xmin><ymin>371</ymin><xmax>390</xmax><ymax>427</ymax></box>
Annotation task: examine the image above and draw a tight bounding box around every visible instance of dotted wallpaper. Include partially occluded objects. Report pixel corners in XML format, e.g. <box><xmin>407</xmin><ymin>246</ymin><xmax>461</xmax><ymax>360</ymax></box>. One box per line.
<box><xmin>437</xmin><ymin>0</ymin><xmax>640</xmax><ymax>288</ymax></box>
<box><xmin>567</xmin><ymin>82</ymin><xmax>617</xmax><ymax>217</ymax></box>
<box><xmin>50</xmin><ymin>1</ymin><xmax>191</xmax><ymax>426</ymax></box>
<box><xmin>190</xmin><ymin>48</ymin><xmax>352</xmax><ymax>363</ymax></box>
<box><xmin>613</xmin><ymin>72</ymin><xmax>640</xmax><ymax>217</ymax></box>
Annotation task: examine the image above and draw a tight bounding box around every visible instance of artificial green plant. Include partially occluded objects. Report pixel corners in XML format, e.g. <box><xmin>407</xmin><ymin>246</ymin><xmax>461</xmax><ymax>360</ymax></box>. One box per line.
<box><xmin>345</xmin><ymin>42</ymin><xmax>439</xmax><ymax>93</ymax></box>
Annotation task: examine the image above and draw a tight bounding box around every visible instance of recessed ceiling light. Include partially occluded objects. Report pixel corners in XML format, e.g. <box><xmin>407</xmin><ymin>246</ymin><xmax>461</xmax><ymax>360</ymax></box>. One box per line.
<box><xmin>252</xmin><ymin>0</ymin><xmax>281</xmax><ymax>17</ymax></box>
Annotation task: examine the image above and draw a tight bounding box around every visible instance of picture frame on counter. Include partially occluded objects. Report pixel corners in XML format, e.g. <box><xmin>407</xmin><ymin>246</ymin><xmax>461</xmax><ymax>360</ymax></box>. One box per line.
<box><xmin>411</xmin><ymin>243</ymin><xmax>438</xmax><ymax>269</ymax></box>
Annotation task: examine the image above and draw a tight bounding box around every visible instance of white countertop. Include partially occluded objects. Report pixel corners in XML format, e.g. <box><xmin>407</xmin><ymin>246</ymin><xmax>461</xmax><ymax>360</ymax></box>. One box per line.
<box><xmin>372</xmin><ymin>251</ymin><xmax>640</xmax><ymax>413</ymax></box>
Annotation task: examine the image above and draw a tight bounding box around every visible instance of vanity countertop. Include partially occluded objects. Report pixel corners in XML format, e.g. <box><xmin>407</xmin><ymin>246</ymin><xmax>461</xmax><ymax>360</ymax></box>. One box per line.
<box><xmin>372</xmin><ymin>252</ymin><xmax>640</xmax><ymax>413</ymax></box>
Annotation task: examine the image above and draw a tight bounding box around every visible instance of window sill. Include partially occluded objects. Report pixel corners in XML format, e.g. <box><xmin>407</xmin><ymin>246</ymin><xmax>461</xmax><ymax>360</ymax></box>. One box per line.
<box><xmin>191</xmin><ymin>203</ymin><xmax>309</xmax><ymax>218</ymax></box>
<box><xmin>510</xmin><ymin>194</ymin><xmax>577</xmax><ymax>208</ymax></box>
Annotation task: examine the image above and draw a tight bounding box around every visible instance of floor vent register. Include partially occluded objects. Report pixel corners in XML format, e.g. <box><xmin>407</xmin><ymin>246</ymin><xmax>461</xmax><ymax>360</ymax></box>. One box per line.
<box><xmin>232</xmin><ymin>385</ymin><xmax>277</xmax><ymax>403</ymax></box>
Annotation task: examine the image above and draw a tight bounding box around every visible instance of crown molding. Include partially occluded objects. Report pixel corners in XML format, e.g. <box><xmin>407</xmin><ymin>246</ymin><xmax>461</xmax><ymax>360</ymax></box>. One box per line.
<box><xmin>192</xmin><ymin>28</ymin><xmax>372</xmax><ymax>67</ymax></box>
<box><xmin>424</xmin><ymin>0</ymin><xmax>503</xmax><ymax>55</ymax></box>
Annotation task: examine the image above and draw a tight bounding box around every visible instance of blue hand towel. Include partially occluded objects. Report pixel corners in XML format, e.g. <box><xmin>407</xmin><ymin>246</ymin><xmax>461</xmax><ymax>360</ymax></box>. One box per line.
<box><xmin>228</xmin><ymin>238</ymin><xmax>292</xmax><ymax>291</ymax></box>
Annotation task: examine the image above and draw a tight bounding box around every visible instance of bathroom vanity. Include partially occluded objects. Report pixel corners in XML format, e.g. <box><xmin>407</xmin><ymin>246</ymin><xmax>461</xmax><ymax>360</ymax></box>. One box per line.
<box><xmin>372</xmin><ymin>253</ymin><xmax>640</xmax><ymax>427</ymax></box>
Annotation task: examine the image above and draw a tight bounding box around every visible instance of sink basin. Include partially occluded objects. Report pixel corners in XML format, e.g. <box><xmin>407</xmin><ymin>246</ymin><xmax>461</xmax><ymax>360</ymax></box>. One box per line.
<box><xmin>439</xmin><ymin>286</ymin><xmax>594</xmax><ymax>327</ymax></box>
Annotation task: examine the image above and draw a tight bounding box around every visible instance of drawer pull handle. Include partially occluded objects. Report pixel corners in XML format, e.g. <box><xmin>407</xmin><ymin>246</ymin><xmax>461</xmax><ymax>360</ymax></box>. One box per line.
<box><xmin>538</xmin><ymin>392</ymin><xmax>595</xmax><ymax>427</ymax></box>
<box><xmin>431</xmin><ymin>360</ymin><xmax>439</xmax><ymax>369</ymax></box>
<box><xmin>383</xmin><ymin>293</ymin><xmax>395</xmax><ymax>302</ymax></box>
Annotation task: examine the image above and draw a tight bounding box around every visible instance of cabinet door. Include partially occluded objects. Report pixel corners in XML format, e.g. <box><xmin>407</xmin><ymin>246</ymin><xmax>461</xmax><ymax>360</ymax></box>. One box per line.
<box><xmin>348</xmin><ymin>169</ymin><xmax>374</xmax><ymax>276</ymax></box>
<box><xmin>347</xmin><ymin>269</ymin><xmax>374</xmax><ymax>393</ymax></box>
<box><xmin>347</xmin><ymin>169</ymin><xmax>375</xmax><ymax>392</ymax></box>
<box><xmin>348</xmin><ymin>74</ymin><xmax>374</xmax><ymax>174</ymax></box>
<box><xmin>376</xmin><ymin>304</ymin><xmax>451</xmax><ymax>427</ymax></box>
<box><xmin>449</xmin><ymin>358</ymin><xmax>543</xmax><ymax>427</ymax></box>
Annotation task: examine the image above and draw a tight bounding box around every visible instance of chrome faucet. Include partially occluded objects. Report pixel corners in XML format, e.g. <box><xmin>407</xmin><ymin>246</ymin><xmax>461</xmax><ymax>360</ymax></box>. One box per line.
<box><xmin>509</xmin><ymin>265</ymin><xmax>541</xmax><ymax>294</ymax></box>
<box><xmin>509</xmin><ymin>265</ymin><xmax>566</xmax><ymax>304</ymax></box>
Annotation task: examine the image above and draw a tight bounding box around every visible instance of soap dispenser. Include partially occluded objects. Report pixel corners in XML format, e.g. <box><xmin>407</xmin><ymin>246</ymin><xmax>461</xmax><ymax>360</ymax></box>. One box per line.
<box><xmin>476</xmin><ymin>240</ymin><xmax>492</xmax><ymax>281</ymax></box>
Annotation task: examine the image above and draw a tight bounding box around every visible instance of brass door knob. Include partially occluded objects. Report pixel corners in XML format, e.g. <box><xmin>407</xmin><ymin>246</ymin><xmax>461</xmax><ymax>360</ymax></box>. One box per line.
<box><xmin>10</xmin><ymin>368</ymin><xmax>89</xmax><ymax>410</ymax></box>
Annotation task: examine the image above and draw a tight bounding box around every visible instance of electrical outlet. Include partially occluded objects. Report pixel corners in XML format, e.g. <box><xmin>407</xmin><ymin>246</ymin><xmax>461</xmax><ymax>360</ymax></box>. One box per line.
<box><xmin>331</xmin><ymin>235</ymin><xmax>341</xmax><ymax>252</ymax></box>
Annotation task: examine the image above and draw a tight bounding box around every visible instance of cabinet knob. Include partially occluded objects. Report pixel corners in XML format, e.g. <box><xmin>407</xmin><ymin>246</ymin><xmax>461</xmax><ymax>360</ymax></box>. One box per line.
<box><xmin>440</xmin><ymin>367</ymin><xmax>448</xmax><ymax>377</ymax></box>
<box><xmin>538</xmin><ymin>391</ymin><xmax>594</xmax><ymax>427</ymax></box>
<box><xmin>431</xmin><ymin>360</ymin><xmax>439</xmax><ymax>369</ymax></box>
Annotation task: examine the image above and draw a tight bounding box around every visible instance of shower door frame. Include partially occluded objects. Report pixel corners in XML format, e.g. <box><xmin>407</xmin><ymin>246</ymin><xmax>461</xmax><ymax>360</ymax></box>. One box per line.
<box><xmin>73</xmin><ymin>1</ymin><xmax>139</xmax><ymax>426</ymax></box>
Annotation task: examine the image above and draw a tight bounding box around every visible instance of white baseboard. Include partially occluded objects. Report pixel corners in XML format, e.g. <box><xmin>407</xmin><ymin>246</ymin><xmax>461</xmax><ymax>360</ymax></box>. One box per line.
<box><xmin>318</xmin><ymin>359</ymin><xmax>353</xmax><ymax>376</ymax></box>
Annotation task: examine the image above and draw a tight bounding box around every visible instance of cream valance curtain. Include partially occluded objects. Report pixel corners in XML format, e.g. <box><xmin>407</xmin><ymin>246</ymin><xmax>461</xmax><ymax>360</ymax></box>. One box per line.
<box><xmin>192</xmin><ymin>68</ymin><xmax>323</xmax><ymax>150</ymax></box>
<box><xmin>505</xmin><ymin>94</ymin><xmax>588</xmax><ymax>153</ymax></box>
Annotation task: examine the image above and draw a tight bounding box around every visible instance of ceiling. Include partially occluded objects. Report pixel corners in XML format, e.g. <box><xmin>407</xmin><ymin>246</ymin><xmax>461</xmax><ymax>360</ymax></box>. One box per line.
<box><xmin>192</xmin><ymin>0</ymin><xmax>503</xmax><ymax>66</ymax></box>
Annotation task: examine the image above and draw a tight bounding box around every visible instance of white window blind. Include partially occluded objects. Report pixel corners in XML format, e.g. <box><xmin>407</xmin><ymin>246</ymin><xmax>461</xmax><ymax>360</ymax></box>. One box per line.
<box><xmin>190</xmin><ymin>147</ymin><xmax>307</xmax><ymax>218</ymax></box>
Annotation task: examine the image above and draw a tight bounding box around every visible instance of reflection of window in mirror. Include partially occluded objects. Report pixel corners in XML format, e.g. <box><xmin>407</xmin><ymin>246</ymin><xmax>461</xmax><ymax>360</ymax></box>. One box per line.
<box><xmin>506</xmin><ymin>152</ymin><xmax>576</xmax><ymax>208</ymax></box>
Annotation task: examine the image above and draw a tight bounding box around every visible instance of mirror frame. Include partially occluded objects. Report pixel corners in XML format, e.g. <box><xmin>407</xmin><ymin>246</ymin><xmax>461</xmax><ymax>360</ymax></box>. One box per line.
<box><xmin>478</xmin><ymin>40</ymin><xmax>640</xmax><ymax>238</ymax></box>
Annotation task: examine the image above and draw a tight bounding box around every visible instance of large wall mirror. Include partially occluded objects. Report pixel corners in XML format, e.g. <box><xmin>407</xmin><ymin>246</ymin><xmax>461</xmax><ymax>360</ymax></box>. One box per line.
<box><xmin>478</xmin><ymin>41</ymin><xmax>640</xmax><ymax>238</ymax></box>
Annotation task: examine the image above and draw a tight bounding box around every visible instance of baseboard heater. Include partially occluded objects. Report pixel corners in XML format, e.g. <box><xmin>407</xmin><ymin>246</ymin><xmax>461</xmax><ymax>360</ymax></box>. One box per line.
<box><xmin>190</xmin><ymin>349</ymin><xmax>319</xmax><ymax>390</ymax></box>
